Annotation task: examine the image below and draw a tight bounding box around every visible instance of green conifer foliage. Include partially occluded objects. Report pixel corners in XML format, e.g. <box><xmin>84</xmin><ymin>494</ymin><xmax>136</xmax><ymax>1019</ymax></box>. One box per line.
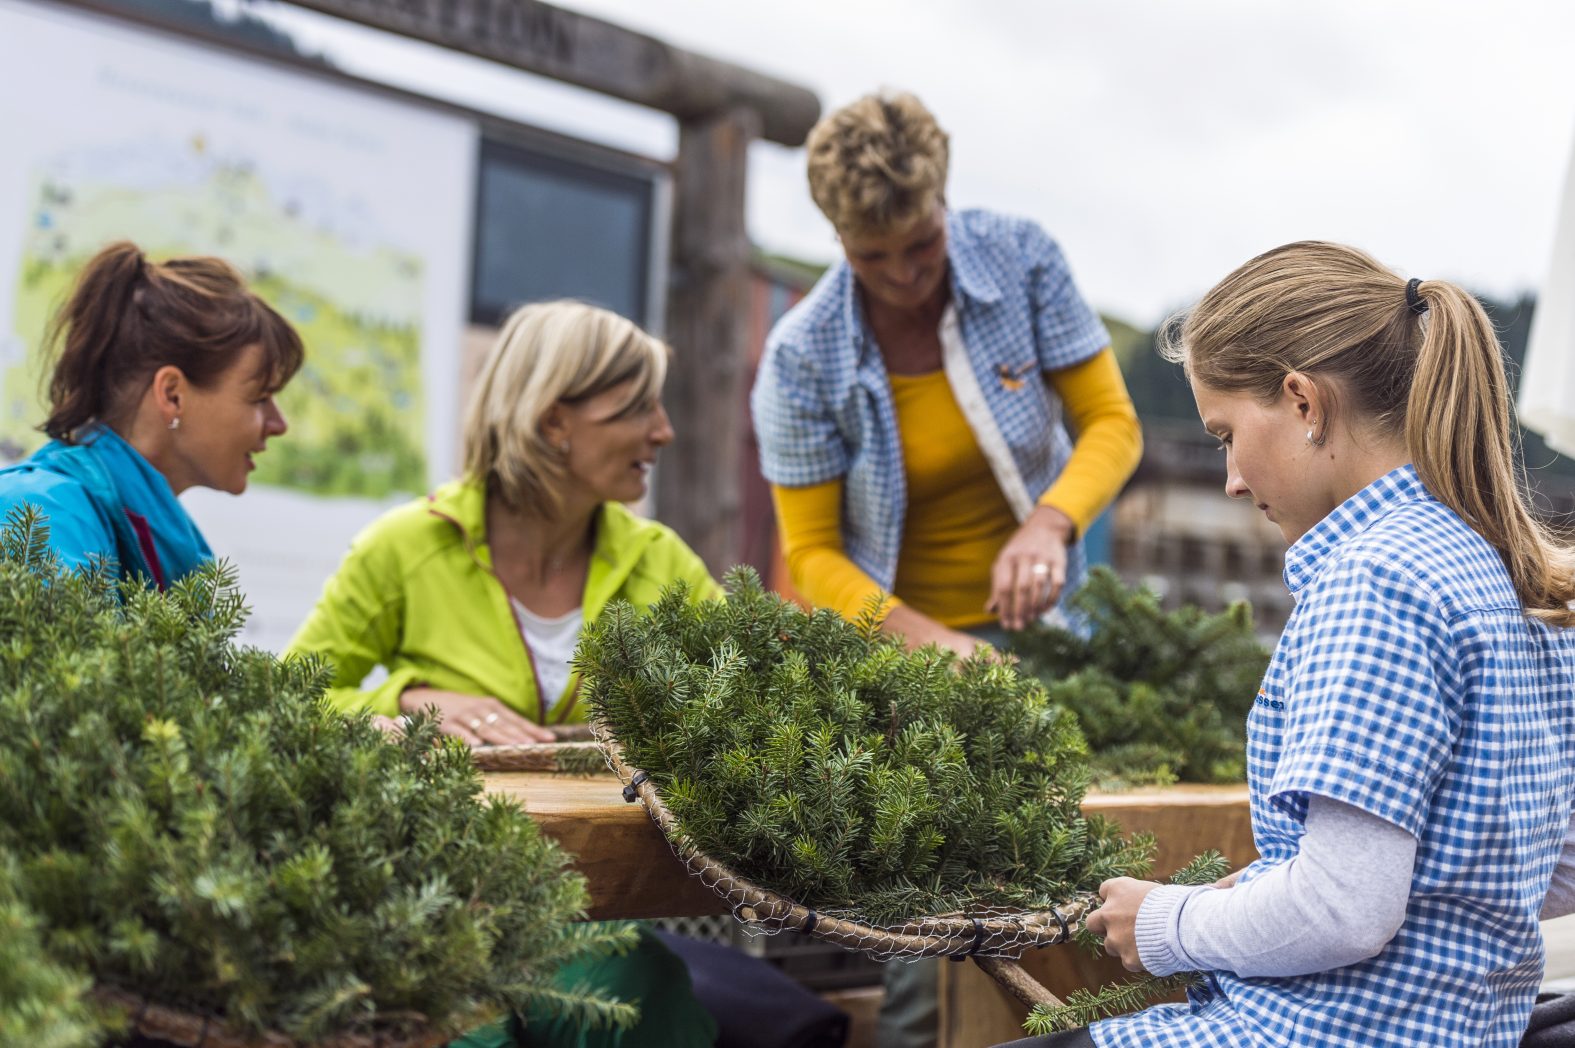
<box><xmin>577</xmin><ymin>568</ymin><xmax>1154</xmax><ymax>926</ymax></box>
<box><xmin>0</xmin><ymin>506</ymin><xmax>636</xmax><ymax>1042</ymax></box>
<box><xmin>0</xmin><ymin>853</ymin><xmax>104</xmax><ymax>1048</ymax></box>
<box><xmin>1010</xmin><ymin>568</ymin><xmax>1270</xmax><ymax>787</ymax></box>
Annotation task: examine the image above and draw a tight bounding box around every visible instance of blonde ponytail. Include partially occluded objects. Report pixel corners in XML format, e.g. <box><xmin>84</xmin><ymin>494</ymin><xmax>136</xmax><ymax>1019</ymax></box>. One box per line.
<box><xmin>1166</xmin><ymin>241</ymin><xmax>1575</xmax><ymax>625</ymax></box>
<box><xmin>1405</xmin><ymin>282</ymin><xmax>1575</xmax><ymax>625</ymax></box>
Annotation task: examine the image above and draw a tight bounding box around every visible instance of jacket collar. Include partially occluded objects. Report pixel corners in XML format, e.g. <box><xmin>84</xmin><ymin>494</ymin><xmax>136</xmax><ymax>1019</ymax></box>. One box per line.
<box><xmin>425</xmin><ymin>478</ymin><xmax>660</xmax><ymax>620</ymax></box>
<box><xmin>32</xmin><ymin>425</ymin><xmax>212</xmax><ymax>584</ymax></box>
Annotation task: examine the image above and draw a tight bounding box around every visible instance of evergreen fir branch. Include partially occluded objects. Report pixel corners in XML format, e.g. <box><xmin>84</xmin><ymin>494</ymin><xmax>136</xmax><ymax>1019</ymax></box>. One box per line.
<box><xmin>580</xmin><ymin>566</ymin><xmax>1153</xmax><ymax>927</ymax></box>
<box><xmin>511</xmin><ymin>978</ymin><xmax>640</xmax><ymax>1033</ymax></box>
<box><xmin>1168</xmin><ymin>850</ymin><xmax>1230</xmax><ymax>886</ymax></box>
<box><xmin>0</xmin><ymin>852</ymin><xmax>103</xmax><ymax>1048</ymax></box>
<box><xmin>1023</xmin><ymin>972</ymin><xmax>1197</xmax><ymax>1034</ymax></box>
<box><xmin>0</xmin><ymin>511</ymin><xmax>630</xmax><ymax>1042</ymax></box>
<box><xmin>1010</xmin><ymin>567</ymin><xmax>1269</xmax><ymax>786</ymax></box>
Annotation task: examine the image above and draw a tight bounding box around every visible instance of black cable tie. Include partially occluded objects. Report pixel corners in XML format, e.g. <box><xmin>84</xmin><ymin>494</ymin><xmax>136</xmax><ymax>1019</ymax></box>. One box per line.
<box><xmin>802</xmin><ymin>909</ymin><xmax>818</xmax><ymax>935</ymax></box>
<box><xmin>968</xmin><ymin>916</ymin><xmax>986</xmax><ymax>956</ymax></box>
<box><xmin>1051</xmin><ymin>906</ymin><xmax>1070</xmax><ymax>942</ymax></box>
<box><xmin>622</xmin><ymin>769</ymin><xmax>650</xmax><ymax>803</ymax></box>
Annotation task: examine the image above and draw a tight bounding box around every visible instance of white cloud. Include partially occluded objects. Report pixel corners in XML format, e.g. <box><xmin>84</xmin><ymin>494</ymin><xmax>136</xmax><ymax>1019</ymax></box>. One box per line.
<box><xmin>266</xmin><ymin>0</ymin><xmax>1575</xmax><ymax>323</ymax></box>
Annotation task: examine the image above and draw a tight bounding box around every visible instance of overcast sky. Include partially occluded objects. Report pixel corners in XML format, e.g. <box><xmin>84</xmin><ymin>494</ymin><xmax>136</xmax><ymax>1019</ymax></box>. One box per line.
<box><xmin>260</xmin><ymin>0</ymin><xmax>1575</xmax><ymax>327</ymax></box>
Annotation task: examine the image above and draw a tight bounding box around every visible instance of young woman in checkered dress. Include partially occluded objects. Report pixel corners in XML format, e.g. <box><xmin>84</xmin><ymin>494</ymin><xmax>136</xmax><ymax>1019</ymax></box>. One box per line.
<box><xmin>1002</xmin><ymin>242</ymin><xmax>1575</xmax><ymax>1048</ymax></box>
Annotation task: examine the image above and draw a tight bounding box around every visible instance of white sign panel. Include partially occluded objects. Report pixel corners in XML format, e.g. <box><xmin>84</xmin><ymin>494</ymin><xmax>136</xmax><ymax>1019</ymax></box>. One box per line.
<box><xmin>0</xmin><ymin>0</ymin><xmax>477</xmax><ymax>650</ymax></box>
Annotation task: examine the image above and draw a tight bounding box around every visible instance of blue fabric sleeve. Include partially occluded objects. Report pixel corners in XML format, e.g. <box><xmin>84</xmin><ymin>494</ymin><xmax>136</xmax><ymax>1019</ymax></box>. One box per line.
<box><xmin>0</xmin><ymin>469</ymin><xmax>119</xmax><ymax>574</ymax></box>
<box><xmin>1019</xmin><ymin>221</ymin><xmax>1110</xmax><ymax>373</ymax></box>
<box><xmin>750</xmin><ymin>341</ymin><xmax>850</xmax><ymax>488</ymax></box>
<box><xmin>1269</xmin><ymin>556</ymin><xmax>1453</xmax><ymax>837</ymax></box>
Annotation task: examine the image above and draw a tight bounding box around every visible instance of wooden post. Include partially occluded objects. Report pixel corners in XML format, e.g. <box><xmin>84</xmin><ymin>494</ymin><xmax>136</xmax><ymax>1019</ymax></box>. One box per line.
<box><xmin>659</xmin><ymin>106</ymin><xmax>759</xmax><ymax>575</ymax></box>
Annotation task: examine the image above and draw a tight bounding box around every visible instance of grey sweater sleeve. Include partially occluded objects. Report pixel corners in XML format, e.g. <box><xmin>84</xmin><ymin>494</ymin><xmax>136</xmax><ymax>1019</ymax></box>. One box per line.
<box><xmin>1541</xmin><ymin>809</ymin><xmax>1575</xmax><ymax>921</ymax></box>
<box><xmin>1135</xmin><ymin>795</ymin><xmax>1417</xmax><ymax>979</ymax></box>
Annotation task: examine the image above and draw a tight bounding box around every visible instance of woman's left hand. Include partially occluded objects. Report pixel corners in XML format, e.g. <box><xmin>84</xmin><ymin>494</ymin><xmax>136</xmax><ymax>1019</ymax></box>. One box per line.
<box><xmin>1085</xmin><ymin>876</ymin><xmax>1162</xmax><ymax>973</ymax></box>
<box><xmin>987</xmin><ymin>504</ymin><xmax>1075</xmax><ymax>630</ymax></box>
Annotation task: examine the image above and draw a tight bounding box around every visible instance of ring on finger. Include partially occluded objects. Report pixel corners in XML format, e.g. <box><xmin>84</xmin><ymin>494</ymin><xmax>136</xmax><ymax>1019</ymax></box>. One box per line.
<box><xmin>467</xmin><ymin>717</ymin><xmax>483</xmax><ymax>731</ymax></box>
<box><xmin>1030</xmin><ymin>562</ymin><xmax>1051</xmax><ymax>577</ymax></box>
<box><xmin>483</xmin><ymin>712</ymin><xmax>501</xmax><ymax>726</ymax></box>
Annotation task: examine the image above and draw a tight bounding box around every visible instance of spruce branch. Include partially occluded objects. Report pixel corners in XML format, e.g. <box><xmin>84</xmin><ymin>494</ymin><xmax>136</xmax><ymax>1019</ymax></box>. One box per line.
<box><xmin>0</xmin><ymin>510</ymin><xmax>630</xmax><ymax>1041</ymax></box>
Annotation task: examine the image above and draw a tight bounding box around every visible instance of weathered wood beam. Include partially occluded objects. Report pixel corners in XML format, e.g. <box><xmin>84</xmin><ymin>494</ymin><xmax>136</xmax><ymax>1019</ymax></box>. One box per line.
<box><xmin>658</xmin><ymin>106</ymin><xmax>758</xmax><ymax>575</ymax></box>
<box><xmin>282</xmin><ymin>0</ymin><xmax>819</xmax><ymax>146</ymax></box>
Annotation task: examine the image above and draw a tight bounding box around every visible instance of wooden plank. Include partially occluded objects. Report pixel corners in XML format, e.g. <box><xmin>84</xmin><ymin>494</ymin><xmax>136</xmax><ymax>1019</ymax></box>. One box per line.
<box><xmin>281</xmin><ymin>0</ymin><xmax>819</xmax><ymax>146</ymax></box>
<box><xmin>486</xmin><ymin>771</ymin><xmax>727</xmax><ymax>920</ymax></box>
<box><xmin>657</xmin><ymin>107</ymin><xmax>759</xmax><ymax>574</ymax></box>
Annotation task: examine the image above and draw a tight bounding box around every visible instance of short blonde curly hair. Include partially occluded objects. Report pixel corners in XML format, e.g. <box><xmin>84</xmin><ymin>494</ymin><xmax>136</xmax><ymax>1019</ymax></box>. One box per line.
<box><xmin>805</xmin><ymin>91</ymin><xmax>950</xmax><ymax>236</ymax></box>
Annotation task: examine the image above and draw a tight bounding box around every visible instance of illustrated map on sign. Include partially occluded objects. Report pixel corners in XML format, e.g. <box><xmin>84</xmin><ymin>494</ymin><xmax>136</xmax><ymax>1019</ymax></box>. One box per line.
<box><xmin>2</xmin><ymin>134</ymin><xmax>426</xmax><ymax>499</ymax></box>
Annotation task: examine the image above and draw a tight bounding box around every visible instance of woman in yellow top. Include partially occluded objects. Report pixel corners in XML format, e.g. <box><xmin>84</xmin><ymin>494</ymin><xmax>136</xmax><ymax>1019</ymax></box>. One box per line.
<box><xmin>751</xmin><ymin>90</ymin><xmax>1142</xmax><ymax>652</ymax></box>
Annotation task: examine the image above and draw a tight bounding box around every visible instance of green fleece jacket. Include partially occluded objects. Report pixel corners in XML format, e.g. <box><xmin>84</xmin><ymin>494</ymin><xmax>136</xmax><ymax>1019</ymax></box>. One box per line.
<box><xmin>287</xmin><ymin>479</ymin><xmax>720</xmax><ymax>724</ymax></box>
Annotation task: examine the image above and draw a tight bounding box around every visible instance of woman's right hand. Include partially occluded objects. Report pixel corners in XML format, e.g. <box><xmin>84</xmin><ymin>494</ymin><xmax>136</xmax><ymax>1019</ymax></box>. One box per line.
<box><xmin>880</xmin><ymin>604</ymin><xmax>995</xmax><ymax>659</ymax></box>
<box><xmin>398</xmin><ymin>687</ymin><xmax>556</xmax><ymax>746</ymax></box>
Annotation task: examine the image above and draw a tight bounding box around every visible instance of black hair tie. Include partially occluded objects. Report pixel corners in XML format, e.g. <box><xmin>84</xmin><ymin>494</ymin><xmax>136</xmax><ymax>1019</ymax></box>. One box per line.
<box><xmin>1406</xmin><ymin>277</ymin><xmax>1427</xmax><ymax>316</ymax></box>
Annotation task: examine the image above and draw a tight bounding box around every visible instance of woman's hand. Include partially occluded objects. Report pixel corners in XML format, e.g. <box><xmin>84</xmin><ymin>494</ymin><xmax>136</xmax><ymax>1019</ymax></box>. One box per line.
<box><xmin>987</xmin><ymin>504</ymin><xmax>1075</xmax><ymax>630</ymax></box>
<box><xmin>399</xmin><ymin>688</ymin><xmax>556</xmax><ymax>746</ymax></box>
<box><xmin>1085</xmin><ymin>876</ymin><xmax>1162</xmax><ymax>973</ymax></box>
<box><xmin>880</xmin><ymin>603</ymin><xmax>994</xmax><ymax>659</ymax></box>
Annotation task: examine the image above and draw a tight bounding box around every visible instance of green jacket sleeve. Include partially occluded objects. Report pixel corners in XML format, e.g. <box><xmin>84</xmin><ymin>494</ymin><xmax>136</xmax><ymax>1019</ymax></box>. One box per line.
<box><xmin>668</xmin><ymin>536</ymin><xmax>723</xmax><ymax>604</ymax></box>
<box><xmin>285</xmin><ymin>527</ymin><xmax>415</xmax><ymax>718</ymax></box>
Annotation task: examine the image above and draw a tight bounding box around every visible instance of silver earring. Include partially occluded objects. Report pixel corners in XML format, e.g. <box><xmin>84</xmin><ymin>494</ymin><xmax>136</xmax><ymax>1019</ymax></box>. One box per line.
<box><xmin>559</xmin><ymin>440</ymin><xmax>570</xmax><ymax>453</ymax></box>
<box><xmin>168</xmin><ymin>417</ymin><xmax>181</xmax><ymax>431</ymax></box>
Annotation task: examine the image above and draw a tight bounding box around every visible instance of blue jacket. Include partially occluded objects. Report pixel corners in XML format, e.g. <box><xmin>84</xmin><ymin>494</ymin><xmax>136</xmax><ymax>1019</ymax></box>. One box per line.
<box><xmin>0</xmin><ymin>426</ymin><xmax>213</xmax><ymax>588</ymax></box>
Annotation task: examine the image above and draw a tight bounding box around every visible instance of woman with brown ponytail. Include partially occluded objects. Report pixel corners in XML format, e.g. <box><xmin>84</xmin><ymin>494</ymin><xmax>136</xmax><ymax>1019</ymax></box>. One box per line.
<box><xmin>999</xmin><ymin>243</ymin><xmax>1575</xmax><ymax>1048</ymax></box>
<box><xmin>0</xmin><ymin>240</ymin><xmax>302</xmax><ymax>588</ymax></box>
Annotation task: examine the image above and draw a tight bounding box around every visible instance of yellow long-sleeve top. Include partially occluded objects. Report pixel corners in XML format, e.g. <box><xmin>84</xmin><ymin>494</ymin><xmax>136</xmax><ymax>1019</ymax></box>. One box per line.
<box><xmin>772</xmin><ymin>347</ymin><xmax>1142</xmax><ymax>627</ymax></box>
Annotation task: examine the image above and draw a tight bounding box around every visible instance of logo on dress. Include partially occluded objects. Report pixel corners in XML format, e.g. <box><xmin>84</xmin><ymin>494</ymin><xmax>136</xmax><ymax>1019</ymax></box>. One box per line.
<box><xmin>1253</xmin><ymin>688</ymin><xmax>1286</xmax><ymax>712</ymax></box>
<box><xmin>995</xmin><ymin>361</ymin><xmax>1035</xmax><ymax>391</ymax></box>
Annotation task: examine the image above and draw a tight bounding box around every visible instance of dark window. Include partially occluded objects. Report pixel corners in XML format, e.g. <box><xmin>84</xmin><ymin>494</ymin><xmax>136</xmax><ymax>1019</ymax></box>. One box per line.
<box><xmin>471</xmin><ymin>137</ymin><xmax>655</xmax><ymax>327</ymax></box>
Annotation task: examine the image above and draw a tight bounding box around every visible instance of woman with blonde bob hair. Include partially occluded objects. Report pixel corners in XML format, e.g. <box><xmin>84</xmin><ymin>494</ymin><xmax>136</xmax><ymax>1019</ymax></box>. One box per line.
<box><xmin>1005</xmin><ymin>243</ymin><xmax>1575</xmax><ymax>1048</ymax></box>
<box><xmin>289</xmin><ymin>301</ymin><xmax>725</xmax><ymax>1048</ymax></box>
<box><xmin>290</xmin><ymin>299</ymin><xmax>719</xmax><ymax>743</ymax></box>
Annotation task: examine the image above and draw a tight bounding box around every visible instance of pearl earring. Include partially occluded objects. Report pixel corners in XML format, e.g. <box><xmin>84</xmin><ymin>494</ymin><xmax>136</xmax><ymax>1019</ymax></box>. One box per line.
<box><xmin>168</xmin><ymin>417</ymin><xmax>181</xmax><ymax>431</ymax></box>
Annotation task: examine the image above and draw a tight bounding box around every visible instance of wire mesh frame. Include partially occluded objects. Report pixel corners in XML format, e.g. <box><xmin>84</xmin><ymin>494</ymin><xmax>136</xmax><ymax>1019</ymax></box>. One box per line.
<box><xmin>92</xmin><ymin>986</ymin><xmax>491</xmax><ymax>1048</ymax></box>
<box><xmin>590</xmin><ymin>720</ymin><xmax>1087</xmax><ymax>1007</ymax></box>
<box><xmin>470</xmin><ymin>724</ymin><xmax>609</xmax><ymax>774</ymax></box>
<box><xmin>470</xmin><ymin>740</ymin><xmax>608</xmax><ymax>773</ymax></box>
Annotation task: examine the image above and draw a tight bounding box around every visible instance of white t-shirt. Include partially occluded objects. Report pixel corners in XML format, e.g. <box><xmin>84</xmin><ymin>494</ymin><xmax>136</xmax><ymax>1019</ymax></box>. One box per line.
<box><xmin>509</xmin><ymin>598</ymin><xmax>585</xmax><ymax>714</ymax></box>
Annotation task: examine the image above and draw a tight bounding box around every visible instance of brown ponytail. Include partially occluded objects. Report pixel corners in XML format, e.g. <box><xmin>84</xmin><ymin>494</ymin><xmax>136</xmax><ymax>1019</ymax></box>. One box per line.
<box><xmin>41</xmin><ymin>240</ymin><xmax>304</xmax><ymax>440</ymax></box>
<box><xmin>1163</xmin><ymin>241</ymin><xmax>1575</xmax><ymax>626</ymax></box>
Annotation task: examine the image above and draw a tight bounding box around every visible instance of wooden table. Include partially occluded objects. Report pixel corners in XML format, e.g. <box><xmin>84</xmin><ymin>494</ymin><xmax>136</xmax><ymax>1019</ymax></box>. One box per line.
<box><xmin>484</xmin><ymin>773</ymin><xmax>1255</xmax><ymax>1045</ymax></box>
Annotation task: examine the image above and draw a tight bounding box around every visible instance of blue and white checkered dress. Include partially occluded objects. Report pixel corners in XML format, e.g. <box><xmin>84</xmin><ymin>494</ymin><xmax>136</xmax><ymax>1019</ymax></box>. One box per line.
<box><xmin>1095</xmin><ymin>465</ymin><xmax>1575</xmax><ymax>1048</ymax></box>
<box><xmin>750</xmin><ymin>208</ymin><xmax>1109</xmax><ymax>607</ymax></box>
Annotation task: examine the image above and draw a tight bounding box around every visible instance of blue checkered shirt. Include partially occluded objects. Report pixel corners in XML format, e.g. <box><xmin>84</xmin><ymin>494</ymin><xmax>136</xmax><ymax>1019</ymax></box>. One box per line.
<box><xmin>750</xmin><ymin>209</ymin><xmax>1108</xmax><ymax>603</ymax></box>
<box><xmin>1095</xmin><ymin>465</ymin><xmax>1575</xmax><ymax>1048</ymax></box>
